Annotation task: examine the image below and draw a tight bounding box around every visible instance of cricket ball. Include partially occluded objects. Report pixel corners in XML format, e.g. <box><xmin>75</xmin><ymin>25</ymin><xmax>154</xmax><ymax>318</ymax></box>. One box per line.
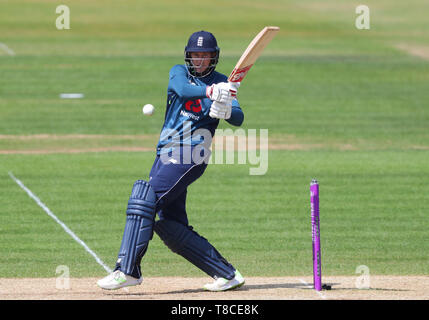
<box><xmin>142</xmin><ymin>104</ymin><xmax>155</xmax><ymax>116</ymax></box>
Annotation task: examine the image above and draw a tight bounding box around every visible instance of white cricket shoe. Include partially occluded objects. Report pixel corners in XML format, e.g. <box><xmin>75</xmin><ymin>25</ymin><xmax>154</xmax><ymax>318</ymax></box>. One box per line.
<box><xmin>97</xmin><ymin>270</ymin><xmax>142</xmax><ymax>290</ymax></box>
<box><xmin>203</xmin><ymin>270</ymin><xmax>245</xmax><ymax>292</ymax></box>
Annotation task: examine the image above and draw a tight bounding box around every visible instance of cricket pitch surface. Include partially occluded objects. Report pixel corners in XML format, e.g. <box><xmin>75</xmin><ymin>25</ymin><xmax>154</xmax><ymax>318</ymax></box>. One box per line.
<box><xmin>1</xmin><ymin>276</ymin><xmax>428</xmax><ymax>300</ymax></box>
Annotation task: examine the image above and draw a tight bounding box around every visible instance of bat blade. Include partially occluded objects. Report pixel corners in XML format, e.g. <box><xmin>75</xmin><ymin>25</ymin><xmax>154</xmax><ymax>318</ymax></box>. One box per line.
<box><xmin>228</xmin><ymin>26</ymin><xmax>280</xmax><ymax>83</ymax></box>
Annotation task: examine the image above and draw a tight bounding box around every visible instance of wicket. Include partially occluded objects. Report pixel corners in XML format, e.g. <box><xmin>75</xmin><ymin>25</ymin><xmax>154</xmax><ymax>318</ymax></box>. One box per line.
<box><xmin>310</xmin><ymin>179</ymin><xmax>322</xmax><ymax>291</ymax></box>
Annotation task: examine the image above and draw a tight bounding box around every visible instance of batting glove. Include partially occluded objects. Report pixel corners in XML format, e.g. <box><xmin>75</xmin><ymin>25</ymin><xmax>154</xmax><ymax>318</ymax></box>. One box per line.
<box><xmin>206</xmin><ymin>82</ymin><xmax>238</xmax><ymax>105</ymax></box>
<box><xmin>209</xmin><ymin>101</ymin><xmax>232</xmax><ymax>120</ymax></box>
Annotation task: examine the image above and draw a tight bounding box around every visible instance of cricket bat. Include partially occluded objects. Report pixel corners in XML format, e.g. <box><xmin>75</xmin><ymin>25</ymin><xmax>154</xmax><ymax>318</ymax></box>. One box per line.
<box><xmin>209</xmin><ymin>26</ymin><xmax>279</xmax><ymax>118</ymax></box>
<box><xmin>228</xmin><ymin>26</ymin><xmax>280</xmax><ymax>83</ymax></box>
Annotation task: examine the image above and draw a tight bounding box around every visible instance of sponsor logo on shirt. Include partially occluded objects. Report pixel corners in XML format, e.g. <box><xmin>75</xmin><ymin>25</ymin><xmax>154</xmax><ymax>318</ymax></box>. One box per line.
<box><xmin>180</xmin><ymin>110</ymin><xmax>200</xmax><ymax>120</ymax></box>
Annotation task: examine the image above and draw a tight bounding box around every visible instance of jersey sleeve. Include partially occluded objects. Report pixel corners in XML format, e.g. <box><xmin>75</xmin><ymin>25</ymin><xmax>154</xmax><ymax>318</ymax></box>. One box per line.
<box><xmin>168</xmin><ymin>65</ymin><xmax>208</xmax><ymax>99</ymax></box>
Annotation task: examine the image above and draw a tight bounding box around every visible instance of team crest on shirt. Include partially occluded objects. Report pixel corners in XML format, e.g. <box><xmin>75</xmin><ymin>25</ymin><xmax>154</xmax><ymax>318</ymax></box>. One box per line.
<box><xmin>181</xmin><ymin>99</ymin><xmax>202</xmax><ymax>120</ymax></box>
<box><xmin>185</xmin><ymin>99</ymin><xmax>202</xmax><ymax>113</ymax></box>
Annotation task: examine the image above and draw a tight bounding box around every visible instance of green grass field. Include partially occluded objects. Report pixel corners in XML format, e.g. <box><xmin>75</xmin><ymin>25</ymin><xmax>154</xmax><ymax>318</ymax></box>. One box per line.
<box><xmin>1</xmin><ymin>0</ymin><xmax>428</xmax><ymax>279</ymax></box>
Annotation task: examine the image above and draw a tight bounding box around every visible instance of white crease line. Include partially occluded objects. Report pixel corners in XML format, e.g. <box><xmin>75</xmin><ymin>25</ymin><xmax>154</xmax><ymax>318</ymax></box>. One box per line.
<box><xmin>0</xmin><ymin>43</ymin><xmax>16</xmax><ymax>56</ymax></box>
<box><xmin>299</xmin><ymin>279</ymin><xmax>327</xmax><ymax>299</ymax></box>
<box><xmin>8</xmin><ymin>171</ymin><xmax>112</xmax><ymax>274</ymax></box>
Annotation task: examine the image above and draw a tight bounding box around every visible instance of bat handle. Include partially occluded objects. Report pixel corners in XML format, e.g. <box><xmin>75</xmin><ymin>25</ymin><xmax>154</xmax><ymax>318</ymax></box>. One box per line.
<box><xmin>228</xmin><ymin>81</ymin><xmax>240</xmax><ymax>90</ymax></box>
<box><xmin>228</xmin><ymin>82</ymin><xmax>240</xmax><ymax>100</ymax></box>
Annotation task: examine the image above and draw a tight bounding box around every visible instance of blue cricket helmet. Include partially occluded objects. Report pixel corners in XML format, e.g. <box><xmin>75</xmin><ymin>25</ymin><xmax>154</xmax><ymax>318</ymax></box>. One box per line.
<box><xmin>184</xmin><ymin>30</ymin><xmax>220</xmax><ymax>78</ymax></box>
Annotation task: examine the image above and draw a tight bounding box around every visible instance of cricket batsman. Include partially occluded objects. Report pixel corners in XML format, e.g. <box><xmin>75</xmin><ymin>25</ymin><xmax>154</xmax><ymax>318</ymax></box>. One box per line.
<box><xmin>97</xmin><ymin>30</ymin><xmax>245</xmax><ymax>291</ymax></box>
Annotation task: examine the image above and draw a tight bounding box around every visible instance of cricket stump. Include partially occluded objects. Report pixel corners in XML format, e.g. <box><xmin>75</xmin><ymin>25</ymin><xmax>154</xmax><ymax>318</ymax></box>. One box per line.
<box><xmin>310</xmin><ymin>179</ymin><xmax>322</xmax><ymax>291</ymax></box>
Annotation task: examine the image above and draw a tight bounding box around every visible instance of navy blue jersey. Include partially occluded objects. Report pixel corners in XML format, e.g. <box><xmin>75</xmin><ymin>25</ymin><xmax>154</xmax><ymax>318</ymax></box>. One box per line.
<box><xmin>156</xmin><ymin>65</ymin><xmax>243</xmax><ymax>155</ymax></box>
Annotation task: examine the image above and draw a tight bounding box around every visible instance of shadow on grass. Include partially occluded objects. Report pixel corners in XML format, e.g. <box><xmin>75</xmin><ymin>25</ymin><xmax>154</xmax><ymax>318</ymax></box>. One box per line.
<box><xmin>332</xmin><ymin>287</ymin><xmax>410</xmax><ymax>292</ymax></box>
